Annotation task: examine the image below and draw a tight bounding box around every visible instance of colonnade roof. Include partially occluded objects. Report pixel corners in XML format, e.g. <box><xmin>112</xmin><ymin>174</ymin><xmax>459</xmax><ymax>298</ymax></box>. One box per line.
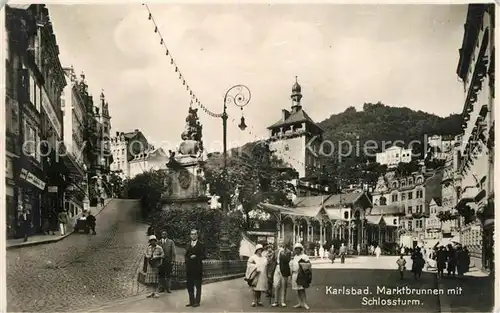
<box><xmin>293</xmin><ymin>191</ymin><xmax>369</xmax><ymax>208</ymax></box>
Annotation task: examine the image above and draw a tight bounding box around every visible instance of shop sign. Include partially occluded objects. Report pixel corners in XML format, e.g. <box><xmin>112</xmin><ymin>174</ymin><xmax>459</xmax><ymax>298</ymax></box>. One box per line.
<box><xmin>20</xmin><ymin>168</ymin><xmax>46</xmax><ymax>190</ymax></box>
<box><xmin>41</xmin><ymin>87</ymin><xmax>62</xmax><ymax>138</ymax></box>
<box><xmin>48</xmin><ymin>186</ymin><xmax>58</xmax><ymax>193</ymax></box>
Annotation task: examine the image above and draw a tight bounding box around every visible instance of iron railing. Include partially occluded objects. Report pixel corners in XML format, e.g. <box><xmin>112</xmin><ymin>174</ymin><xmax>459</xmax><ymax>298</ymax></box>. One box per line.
<box><xmin>170</xmin><ymin>260</ymin><xmax>247</xmax><ymax>283</ymax></box>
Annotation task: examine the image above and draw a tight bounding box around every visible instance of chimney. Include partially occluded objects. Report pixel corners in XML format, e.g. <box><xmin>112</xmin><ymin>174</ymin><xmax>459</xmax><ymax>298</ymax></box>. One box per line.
<box><xmin>116</xmin><ymin>131</ymin><xmax>119</xmax><ymax>137</ymax></box>
<box><xmin>282</xmin><ymin>109</ymin><xmax>290</xmax><ymax>121</ymax></box>
<box><xmin>134</xmin><ymin>129</ymin><xmax>139</xmax><ymax>133</ymax></box>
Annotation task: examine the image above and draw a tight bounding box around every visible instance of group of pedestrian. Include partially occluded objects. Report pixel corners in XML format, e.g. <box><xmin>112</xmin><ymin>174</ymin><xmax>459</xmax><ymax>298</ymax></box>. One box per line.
<box><xmin>326</xmin><ymin>242</ymin><xmax>347</xmax><ymax>264</ymax></box>
<box><xmin>435</xmin><ymin>244</ymin><xmax>470</xmax><ymax>278</ymax></box>
<box><xmin>144</xmin><ymin>229</ymin><xmax>205</xmax><ymax>308</ymax></box>
<box><xmin>245</xmin><ymin>241</ymin><xmax>312</xmax><ymax>310</ymax></box>
<box><xmin>396</xmin><ymin>246</ymin><xmax>425</xmax><ymax>280</ymax></box>
<box><xmin>18</xmin><ymin>204</ymin><xmax>74</xmax><ymax>242</ymax></box>
<box><xmin>369</xmin><ymin>244</ymin><xmax>382</xmax><ymax>258</ymax></box>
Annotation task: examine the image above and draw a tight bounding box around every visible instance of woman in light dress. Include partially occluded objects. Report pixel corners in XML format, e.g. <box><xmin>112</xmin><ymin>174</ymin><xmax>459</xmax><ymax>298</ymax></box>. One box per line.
<box><xmin>374</xmin><ymin>245</ymin><xmax>382</xmax><ymax>259</ymax></box>
<box><xmin>290</xmin><ymin>243</ymin><xmax>310</xmax><ymax>310</ymax></box>
<box><xmin>247</xmin><ymin>244</ymin><xmax>269</xmax><ymax>307</ymax></box>
<box><xmin>144</xmin><ymin>235</ymin><xmax>164</xmax><ymax>298</ymax></box>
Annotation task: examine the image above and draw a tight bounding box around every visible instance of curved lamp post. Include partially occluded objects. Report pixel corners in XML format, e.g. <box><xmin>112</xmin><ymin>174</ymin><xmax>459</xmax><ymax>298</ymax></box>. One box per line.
<box><xmin>220</xmin><ymin>85</ymin><xmax>251</xmax><ymax>257</ymax></box>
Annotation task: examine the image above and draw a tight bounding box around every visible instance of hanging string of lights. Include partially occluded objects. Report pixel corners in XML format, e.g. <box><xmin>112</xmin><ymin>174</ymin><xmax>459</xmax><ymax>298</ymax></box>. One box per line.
<box><xmin>142</xmin><ymin>3</ymin><xmax>222</xmax><ymax>118</ymax></box>
<box><xmin>142</xmin><ymin>3</ymin><xmax>343</xmax><ymax>185</ymax></box>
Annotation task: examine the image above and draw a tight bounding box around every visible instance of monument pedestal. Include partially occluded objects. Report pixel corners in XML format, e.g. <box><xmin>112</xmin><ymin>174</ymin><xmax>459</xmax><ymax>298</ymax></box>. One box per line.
<box><xmin>161</xmin><ymin>155</ymin><xmax>210</xmax><ymax>210</ymax></box>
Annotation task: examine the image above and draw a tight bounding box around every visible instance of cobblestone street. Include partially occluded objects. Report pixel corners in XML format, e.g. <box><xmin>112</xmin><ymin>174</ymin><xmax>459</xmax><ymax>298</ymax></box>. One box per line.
<box><xmin>7</xmin><ymin>199</ymin><xmax>149</xmax><ymax>312</ymax></box>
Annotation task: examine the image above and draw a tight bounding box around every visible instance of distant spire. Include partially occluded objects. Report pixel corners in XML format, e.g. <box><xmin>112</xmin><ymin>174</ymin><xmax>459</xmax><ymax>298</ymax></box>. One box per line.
<box><xmin>291</xmin><ymin>76</ymin><xmax>302</xmax><ymax>112</ymax></box>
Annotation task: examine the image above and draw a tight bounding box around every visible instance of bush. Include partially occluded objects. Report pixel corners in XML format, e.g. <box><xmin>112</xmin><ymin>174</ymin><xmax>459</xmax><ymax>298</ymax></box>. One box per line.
<box><xmin>150</xmin><ymin>207</ymin><xmax>243</xmax><ymax>260</ymax></box>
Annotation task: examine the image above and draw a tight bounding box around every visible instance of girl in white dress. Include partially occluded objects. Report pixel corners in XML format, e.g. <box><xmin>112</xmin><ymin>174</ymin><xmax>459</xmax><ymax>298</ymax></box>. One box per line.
<box><xmin>247</xmin><ymin>244</ymin><xmax>268</xmax><ymax>307</ymax></box>
<box><xmin>289</xmin><ymin>243</ymin><xmax>310</xmax><ymax>310</ymax></box>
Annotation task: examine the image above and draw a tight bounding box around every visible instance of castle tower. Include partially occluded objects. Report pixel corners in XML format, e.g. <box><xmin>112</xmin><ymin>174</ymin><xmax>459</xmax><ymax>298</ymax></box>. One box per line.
<box><xmin>267</xmin><ymin>77</ymin><xmax>324</xmax><ymax>179</ymax></box>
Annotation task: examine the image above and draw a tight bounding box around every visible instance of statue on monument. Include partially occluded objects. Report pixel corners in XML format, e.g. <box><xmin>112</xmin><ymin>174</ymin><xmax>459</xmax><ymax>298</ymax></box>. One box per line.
<box><xmin>179</xmin><ymin>107</ymin><xmax>204</xmax><ymax>156</ymax></box>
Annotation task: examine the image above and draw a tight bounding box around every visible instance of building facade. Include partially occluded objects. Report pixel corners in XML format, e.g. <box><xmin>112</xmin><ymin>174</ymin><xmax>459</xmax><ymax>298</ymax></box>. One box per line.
<box><xmin>425</xmin><ymin>134</ymin><xmax>456</xmax><ymax>161</ymax></box>
<box><xmin>455</xmin><ymin>4</ymin><xmax>495</xmax><ymax>271</ymax></box>
<box><xmin>110</xmin><ymin>130</ymin><xmax>150</xmax><ymax>179</ymax></box>
<box><xmin>267</xmin><ymin>78</ymin><xmax>324</xmax><ymax>179</ymax></box>
<box><xmin>61</xmin><ymin>66</ymin><xmax>87</xmax><ymax>217</ymax></box>
<box><xmin>128</xmin><ymin>147</ymin><xmax>168</xmax><ymax>178</ymax></box>
<box><xmin>371</xmin><ymin>169</ymin><xmax>443</xmax><ymax>248</ymax></box>
<box><xmin>375</xmin><ymin>145</ymin><xmax>412</xmax><ymax>168</ymax></box>
<box><xmin>5</xmin><ymin>4</ymin><xmax>70</xmax><ymax>238</ymax></box>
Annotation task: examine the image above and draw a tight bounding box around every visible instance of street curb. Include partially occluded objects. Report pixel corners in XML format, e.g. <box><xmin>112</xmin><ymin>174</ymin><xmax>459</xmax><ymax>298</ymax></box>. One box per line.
<box><xmin>6</xmin><ymin>199</ymin><xmax>113</xmax><ymax>250</ymax></box>
<box><xmin>81</xmin><ymin>275</ymin><xmax>244</xmax><ymax>312</ymax></box>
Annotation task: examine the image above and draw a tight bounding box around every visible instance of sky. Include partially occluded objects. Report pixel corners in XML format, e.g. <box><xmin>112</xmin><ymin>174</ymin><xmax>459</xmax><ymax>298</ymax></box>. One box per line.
<box><xmin>48</xmin><ymin>4</ymin><xmax>468</xmax><ymax>153</ymax></box>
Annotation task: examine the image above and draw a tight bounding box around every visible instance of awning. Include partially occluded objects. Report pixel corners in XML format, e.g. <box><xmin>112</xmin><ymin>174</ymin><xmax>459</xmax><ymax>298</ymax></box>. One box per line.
<box><xmin>434</xmin><ymin>238</ymin><xmax>452</xmax><ymax>247</ymax></box>
<box><xmin>484</xmin><ymin>218</ymin><xmax>494</xmax><ymax>227</ymax></box>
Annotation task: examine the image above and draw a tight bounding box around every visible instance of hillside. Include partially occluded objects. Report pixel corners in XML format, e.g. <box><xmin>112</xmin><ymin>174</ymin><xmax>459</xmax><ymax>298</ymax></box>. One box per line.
<box><xmin>219</xmin><ymin>102</ymin><xmax>462</xmax><ymax>187</ymax></box>
<box><xmin>318</xmin><ymin>102</ymin><xmax>462</xmax><ymax>158</ymax></box>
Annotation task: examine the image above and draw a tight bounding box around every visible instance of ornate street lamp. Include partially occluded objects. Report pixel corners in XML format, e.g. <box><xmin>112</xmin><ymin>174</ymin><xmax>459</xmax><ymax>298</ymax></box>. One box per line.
<box><xmin>220</xmin><ymin>85</ymin><xmax>251</xmax><ymax>258</ymax></box>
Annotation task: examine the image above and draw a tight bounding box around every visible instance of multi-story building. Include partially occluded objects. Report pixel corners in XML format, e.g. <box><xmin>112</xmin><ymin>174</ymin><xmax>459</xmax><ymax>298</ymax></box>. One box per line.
<box><xmin>61</xmin><ymin>66</ymin><xmax>87</xmax><ymax>217</ymax></box>
<box><xmin>455</xmin><ymin>3</ymin><xmax>495</xmax><ymax>271</ymax></box>
<box><xmin>439</xmin><ymin>140</ymin><xmax>462</xmax><ymax>235</ymax></box>
<box><xmin>128</xmin><ymin>147</ymin><xmax>168</xmax><ymax>178</ymax></box>
<box><xmin>266</xmin><ymin>78</ymin><xmax>331</xmax><ymax>197</ymax></box>
<box><xmin>5</xmin><ymin>5</ymin><xmax>28</xmax><ymax>238</ymax></box>
<box><xmin>371</xmin><ymin>168</ymin><xmax>443</xmax><ymax>248</ymax></box>
<box><xmin>267</xmin><ymin>78</ymin><xmax>324</xmax><ymax>180</ymax></box>
<box><xmin>425</xmin><ymin>134</ymin><xmax>456</xmax><ymax>161</ymax></box>
<box><xmin>5</xmin><ymin>4</ymin><xmax>69</xmax><ymax>238</ymax></box>
<box><xmin>375</xmin><ymin>145</ymin><xmax>413</xmax><ymax>168</ymax></box>
<box><xmin>110</xmin><ymin>130</ymin><xmax>150</xmax><ymax>179</ymax></box>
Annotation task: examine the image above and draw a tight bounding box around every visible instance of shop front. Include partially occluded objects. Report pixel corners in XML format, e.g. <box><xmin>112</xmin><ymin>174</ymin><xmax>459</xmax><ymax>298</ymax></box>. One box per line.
<box><xmin>17</xmin><ymin>165</ymin><xmax>46</xmax><ymax>237</ymax></box>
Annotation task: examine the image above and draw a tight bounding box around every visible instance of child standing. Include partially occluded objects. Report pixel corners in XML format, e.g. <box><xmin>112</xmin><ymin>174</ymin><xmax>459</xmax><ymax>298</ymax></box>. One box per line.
<box><xmin>397</xmin><ymin>255</ymin><xmax>407</xmax><ymax>280</ymax></box>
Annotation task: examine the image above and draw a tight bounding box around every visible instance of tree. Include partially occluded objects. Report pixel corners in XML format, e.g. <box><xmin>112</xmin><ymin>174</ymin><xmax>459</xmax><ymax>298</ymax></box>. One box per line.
<box><xmin>108</xmin><ymin>170</ymin><xmax>124</xmax><ymax>197</ymax></box>
<box><xmin>205</xmin><ymin>141</ymin><xmax>293</xmax><ymax>229</ymax></box>
<box><xmin>395</xmin><ymin>160</ymin><xmax>420</xmax><ymax>177</ymax></box>
<box><xmin>124</xmin><ymin>170</ymin><xmax>167</xmax><ymax>218</ymax></box>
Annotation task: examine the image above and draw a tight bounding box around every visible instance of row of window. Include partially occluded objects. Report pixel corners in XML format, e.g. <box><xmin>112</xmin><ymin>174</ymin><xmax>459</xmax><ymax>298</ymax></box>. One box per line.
<box><xmin>390</xmin><ymin>188</ymin><xmax>424</xmax><ymax>202</ymax></box>
<box><xmin>406</xmin><ymin>219</ymin><xmax>424</xmax><ymax>231</ymax></box>
<box><xmin>23</xmin><ymin>121</ymin><xmax>42</xmax><ymax>163</ymax></box>
<box><xmin>407</xmin><ymin>205</ymin><xmax>424</xmax><ymax>215</ymax></box>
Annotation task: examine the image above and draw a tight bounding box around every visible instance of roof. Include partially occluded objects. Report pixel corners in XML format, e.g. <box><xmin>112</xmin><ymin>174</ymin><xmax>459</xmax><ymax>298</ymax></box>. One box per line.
<box><xmin>294</xmin><ymin>195</ymin><xmax>325</xmax><ymax>207</ymax></box>
<box><xmin>8</xmin><ymin>4</ymin><xmax>31</xmax><ymax>9</ymax></box>
<box><xmin>267</xmin><ymin>108</ymin><xmax>323</xmax><ymax>132</ymax></box>
<box><xmin>430</xmin><ymin>197</ymin><xmax>442</xmax><ymax>207</ymax></box>
<box><xmin>293</xmin><ymin>192</ymin><xmax>369</xmax><ymax>208</ymax></box>
<box><xmin>123</xmin><ymin>131</ymin><xmax>139</xmax><ymax>139</ymax></box>
<box><xmin>130</xmin><ymin>147</ymin><xmax>167</xmax><ymax>161</ymax></box>
<box><xmin>323</xmin><ymin>192</ymin><xmax>369</xmax><ymax>207</ymax></box>
<box><xmin>365</xmin><ymin>215</ymin><xmax>383</xmax><ymax>225</ymax></box>
<box><xmin>258</xmin><ymin>203</ymin><xmax>323</xmax><ymax>218</ymax></box>
<box><xmin>325</xmin><ymin>208</ymin><xmax>343</xmax><ymax>220</ymax></box>
<box><xmin>369</xmin><ymin>204</ymin><xmax>402</xmax><ymax>215</ymax></box>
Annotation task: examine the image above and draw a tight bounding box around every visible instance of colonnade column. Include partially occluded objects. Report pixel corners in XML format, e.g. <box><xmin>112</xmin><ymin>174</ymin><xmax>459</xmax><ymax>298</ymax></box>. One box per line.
<box><xmin>319</xmin><ymin>221</ymin><xmax>323</xmax><ymax>244</ymax></box>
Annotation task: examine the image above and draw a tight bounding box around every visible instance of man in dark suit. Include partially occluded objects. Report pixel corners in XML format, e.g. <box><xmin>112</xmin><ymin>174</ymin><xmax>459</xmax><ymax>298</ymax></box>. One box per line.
<box><xmin>19</xmin><ymin>207</ymin><xmax>32</xmax><ymax>242</ymax></box>
<box><xmin>185</xmin><ymin>229</ymin><xmax>205</xmax><ymax>307</ymax></box>
<box><xmin>159</xmin><ymin>230</ymin><xmax>176</xmax><ymax>293</ymax></box>
<box><xmin>269</xmin><ymin>241</ymin><xmax>292</xmax><ymax>307</ymax></box>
